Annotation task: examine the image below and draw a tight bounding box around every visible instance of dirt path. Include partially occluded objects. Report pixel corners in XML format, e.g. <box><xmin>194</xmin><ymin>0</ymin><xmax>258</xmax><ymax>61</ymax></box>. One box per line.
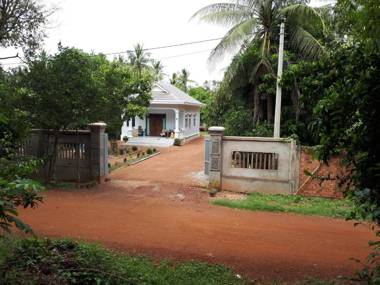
<box><xmin>18</xmin><ymin>138</ymin><xmax>375</xmax><ymax>282</ymax></box>
<box><xmin>19</xmin><ymin>185</ymin><xmax>373</xmax><ymax>282</ymax></box>
<box><xmin>111</xmin><ymin>138</ymin><xmax>207</xmax><ymax>186</ymax></box>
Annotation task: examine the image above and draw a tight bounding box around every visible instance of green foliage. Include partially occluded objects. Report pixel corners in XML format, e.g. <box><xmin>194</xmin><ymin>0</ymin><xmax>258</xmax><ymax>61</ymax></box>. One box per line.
<box><xmin>146</xmin><ymin>148</ymin><xmax>153</xmax><ymax>155</ymax></box>
<box><xmin>20</xmin><ymin>45</ymin><xmax>153</xmax><ymax>139</ymax></box>
<box><xmin>223</xmin><ymin>107</ymin><xmax>253</xmax><ymax>136</ymax></box>
<box><xmin>170</xmin><ymin>69</ymin><xmax>193</xmax><ymax>93</ymax></box>
<box><xmin>192</xmin><ymin>0</ymin><xmax>325</xmax><ymax>62</ymax></box>
<box><xmin>189</xmin><ymin>86</ymin><xmax>214</xmax><ymax>126</ymax></box>
<box><xmin>335</xmin><ymin>0</ymin><xmax>380</xmax><ymax>50</ymax></box>
<box><xmin>132</xmin><ymin>146</ymin><xmax>138</xmax><ymax>152</ymax></box>
<box><xmin>287</xmin><ymin>44</ymin><xmax>380</xmax><ymax>222</ymax></box>
<box><xmin>213</xmin><ymin>193</ymin><xmax>354</xmax><ymax>219</ymax></box>
<box><xmin>351</xmin><ymin>227</ymin><xmax>380</xmax><ymax>284</ymax></box>
<box><xmin>173</xmin><ymin>138</ymin><xmax>183</xmax><ymax>146</ymax></box>
<box><xmin>0</xmin><ymin>69</ymin><xmax>44</xmax><ymax>235</ymax></box>
<box><xmin>0</xmin><ymin>237</ymin><xmax>246</xmax><ymax>285</ymax></box>
<box><xmin>0</xmin><ymin>0</ymin><xmax>52</xmax><ymax>55</ymax></box>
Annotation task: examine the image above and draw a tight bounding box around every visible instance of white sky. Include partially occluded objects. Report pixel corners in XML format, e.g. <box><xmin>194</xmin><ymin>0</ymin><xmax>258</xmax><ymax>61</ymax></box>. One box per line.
<box><xmin>0</xmin><ymin>0</ymin><xmax>328</xmax><ymax>85</ymax></box>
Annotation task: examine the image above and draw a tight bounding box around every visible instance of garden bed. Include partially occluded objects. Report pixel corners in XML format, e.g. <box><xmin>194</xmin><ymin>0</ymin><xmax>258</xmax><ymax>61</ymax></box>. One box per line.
<box><xmin>108</xmin><ymin>145</ymin><xmax>159</xmax><ymax>172</ymax></box>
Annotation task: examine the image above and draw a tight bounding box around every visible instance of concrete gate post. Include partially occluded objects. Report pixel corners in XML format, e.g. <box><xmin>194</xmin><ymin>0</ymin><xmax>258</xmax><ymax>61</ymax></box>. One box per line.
<box><xmin>208</xmin><ymin>126</ymin><xmax>225</xmax><ymax>190</ymax></box>
<box><xmin>89</xmin><ymin>122</ymin><xmax>107</xmax><ymax>183</ymax></box>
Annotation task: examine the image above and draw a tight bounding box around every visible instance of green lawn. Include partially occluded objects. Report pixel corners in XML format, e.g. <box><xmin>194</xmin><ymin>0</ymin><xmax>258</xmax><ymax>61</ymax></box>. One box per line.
<box><xmin>212</xmin><ymin>193</ymin><xmax>354</xmax><ymax>219</ymax></box>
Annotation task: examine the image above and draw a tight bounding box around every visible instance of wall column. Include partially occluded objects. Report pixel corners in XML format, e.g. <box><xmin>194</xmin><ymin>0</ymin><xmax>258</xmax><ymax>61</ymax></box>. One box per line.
<box><xmin>208</xmin><ymin>126</ymin><xmax>225</xmax><ymax>190</ymax></box>
<box><xmin>174</xmin><ymin>108</ymin><xmax>180</xmax><ymax>138</ymax></box>
<box><xmin>89</xmin><ymin>122</ymin><xmax>107</xmax><ymax>183</ymax></box>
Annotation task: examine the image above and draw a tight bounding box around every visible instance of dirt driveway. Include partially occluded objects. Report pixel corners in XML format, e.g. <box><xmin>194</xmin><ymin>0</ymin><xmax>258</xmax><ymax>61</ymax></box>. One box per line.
<box><xmin>111</xmin><ymin>137</ymin><xmax>207</xmax><ymax>186</ymax></box>
<box><xmin>19</xmin><ymin>137</ymin><xmax>374</xmax><ymax>282</ymax></box>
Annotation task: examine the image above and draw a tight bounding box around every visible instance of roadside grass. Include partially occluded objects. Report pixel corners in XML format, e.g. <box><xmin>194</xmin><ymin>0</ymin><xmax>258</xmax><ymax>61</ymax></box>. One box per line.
<box><xmin>0</xmin><ymin>237</ymin><xmax>246</xmax><ymax>285</ymax></box>
<box><xmin>0</xmin><ymin>237</ymin><xmax>351</xmax><ymax>284</ymax></box>
<box><xmin>212</xmin><ymin>192</ymin><xmax>354</xmax><ymax>219</ymax></box>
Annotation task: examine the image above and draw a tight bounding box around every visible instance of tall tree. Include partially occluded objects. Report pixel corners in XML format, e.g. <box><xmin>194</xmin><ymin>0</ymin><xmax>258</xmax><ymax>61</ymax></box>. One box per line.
<box><xmin>0</xmin><ymin>0</ymin><xmax>53</xmax><ymax>55</ymax></box>
<box><xmin>177</xmin><ymin>69</ymin><xmax>192</xmax><ymax>92</ymax></box>
<box><xmin>192</xmin><ymin>0</ymin><xmax>326</xmax><ymax>125</ymax></box>
<box><xmin>170</xmin><ymin>72</ymin><xmax>178</xmax><ymax>85</ymax></box>
<box><xmin>151</xmin><ymin>60</ymin><xmax>164</xmax><ymax>81</ymax></box>
<box><xmin>127</xmin><ymin>43</ymin><xmax>151</xmax><ymax>73</ymax></box>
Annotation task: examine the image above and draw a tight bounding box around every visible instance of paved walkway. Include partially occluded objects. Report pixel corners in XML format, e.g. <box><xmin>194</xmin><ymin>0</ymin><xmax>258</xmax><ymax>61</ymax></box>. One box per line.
<box><xmin>19</xmin><ymin>137</ymin><xmax>374</xmax><ymax>282</ymax></box>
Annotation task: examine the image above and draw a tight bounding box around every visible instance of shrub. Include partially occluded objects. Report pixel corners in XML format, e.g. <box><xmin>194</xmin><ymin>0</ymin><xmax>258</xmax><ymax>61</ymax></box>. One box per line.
<box><xmin>153</xmin><ymin>148</ymin><xmax>157</xmax><ymax>153</ymax></box>
<box><xmin>173</xmin><ymin>138</ymin><xmax>183</xmax><ymax>146</ymax></box>
<box><xmin>146</xmin><ymin>148</ymin><xmax>153</xmax><ymax>155</ymax></box>
<box><xmin>122</xmin><ymin>136</ymin><xmax>128</xmax><ymax>142</ymax></box>
<box><xmin>110</xmin><ymin>141</ymin><xmax>119</xmax><ymax>155</ymax></box>
<box><xmin>132</xmin><ymin>146</ymin><xmax>138</xmax><ymax>152</ymax></box>
<box><xmin>141</xmin><ymin>152</ymin><xmax>145</xmax><ymax>156</ymax></box>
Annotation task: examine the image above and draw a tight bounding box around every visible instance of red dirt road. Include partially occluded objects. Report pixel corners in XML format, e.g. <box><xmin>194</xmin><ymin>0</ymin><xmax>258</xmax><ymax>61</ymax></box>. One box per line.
<box><xmin>19</xmin><ymin>138</ymin><xmax>374</xmax><ymax>282</ymax></box>
<box><xmin>111</xmin><ymin>138</ymin><xmax>206</xmax><ymax>186</ymax></box>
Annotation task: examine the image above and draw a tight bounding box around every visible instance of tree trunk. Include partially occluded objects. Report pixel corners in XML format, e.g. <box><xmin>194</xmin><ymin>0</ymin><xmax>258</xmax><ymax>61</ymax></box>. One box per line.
<box><xmin>253</xmin><ymin>85</ymin><xmax>261</xmax><ymax>126</ymax></box>
<box><xmin>267</xmin><ymin>94</ymin><xmax>274</xmax><ymax>123</ymax></box>
<box><xmin>291</xmin><ymin>79</ymin><xmax>301</xmax><ymax>123</ymax></box>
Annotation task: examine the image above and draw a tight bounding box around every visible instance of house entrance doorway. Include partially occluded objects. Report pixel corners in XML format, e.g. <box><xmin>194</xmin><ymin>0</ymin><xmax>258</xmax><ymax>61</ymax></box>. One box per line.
<box><xmin>149</xmin><ymin>114</ymin><xmax>165</xmax><ymax>136</ymax></box>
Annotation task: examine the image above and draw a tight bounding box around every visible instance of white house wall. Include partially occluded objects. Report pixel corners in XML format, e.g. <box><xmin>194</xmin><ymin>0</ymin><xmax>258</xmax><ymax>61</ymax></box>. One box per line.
<box><xmin>121</xmin><ymin>104</ymin><xmax>201</xmax><ymax>140</ymax></box>
<box><xmin>182</xmin><ymin>106</ymin><xmax>200</xmax><ymax>138</ymax></box>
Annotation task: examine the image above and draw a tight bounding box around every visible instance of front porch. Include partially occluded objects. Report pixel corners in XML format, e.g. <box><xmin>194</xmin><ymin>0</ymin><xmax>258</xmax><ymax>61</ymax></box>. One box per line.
<box><xmin>121</xmin><ymin>105</ymin><xmax>201</xmax><ymax>142</ymax></box>
<box><xmin>126</xmin><ymin>136</ymin><xmax>174</xmax><ymax>148</ymax></box>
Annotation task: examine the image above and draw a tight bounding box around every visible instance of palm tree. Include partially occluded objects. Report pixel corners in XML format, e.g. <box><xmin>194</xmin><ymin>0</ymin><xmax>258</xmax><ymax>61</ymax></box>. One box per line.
<box><xmin>192</xmin><ymin>0</ymin><xmax>326</xmax><ymax>124</ymax></box>
<box><xmin>178</xmin><ymin>69</ymin><xmax>191</xmax><ymax>93</ymax></box>
<box><xmin>151</xmin><ymin>60</ymin><xmax>164</xmax><ymax>81</ymax></box>
<box><xmin>128</xmin><ymin>43</ymin><xmax>151</xmax><ymax>73</ymax></box>
<box><xmin>170</xmin><ymin>73</ymin><xmax>178</xmax><ymax>85</ymax></box>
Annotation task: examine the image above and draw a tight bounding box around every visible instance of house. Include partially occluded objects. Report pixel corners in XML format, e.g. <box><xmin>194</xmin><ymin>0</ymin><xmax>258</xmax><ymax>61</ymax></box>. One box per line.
<box><xmin>121</xmin><ymin>81</ymin><xmax>204</xmax><ymax>147</ymax></box>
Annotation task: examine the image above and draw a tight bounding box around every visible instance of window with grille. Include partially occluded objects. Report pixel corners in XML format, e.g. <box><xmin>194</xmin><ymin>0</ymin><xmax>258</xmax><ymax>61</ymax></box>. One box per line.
<box><xmin>231</xmin><ymin>151</ymin><xmax>279</xmax><ymax>170</ymax></box>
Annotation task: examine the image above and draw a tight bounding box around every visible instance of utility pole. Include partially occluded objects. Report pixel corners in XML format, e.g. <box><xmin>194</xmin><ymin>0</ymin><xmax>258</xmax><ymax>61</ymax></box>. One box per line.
<box><xmin>273</xmin><ymin>22</ymin><xmax>285</xmax><ymax>138</ymax></box>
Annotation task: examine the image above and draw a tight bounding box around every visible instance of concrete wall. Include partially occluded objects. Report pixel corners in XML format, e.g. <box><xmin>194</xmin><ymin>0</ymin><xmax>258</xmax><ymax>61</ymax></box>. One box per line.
<box><xmin>206</xmin><ymin>127</ymin><xmax>299</xmax><ymax>194</ymax></box>
<box><xmin>221</xmin><ymin>137</ymin><xmax>299</xmax><ymax>194</ymax></box>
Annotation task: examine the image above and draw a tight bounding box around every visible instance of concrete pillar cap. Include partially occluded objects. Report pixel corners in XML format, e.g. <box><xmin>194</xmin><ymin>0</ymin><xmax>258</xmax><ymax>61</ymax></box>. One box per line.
<box><xmin>89</xmin><ymin>122</ymin><xmax>107</xmax><ymax>127</ymax></box>
<box><xmin>208</xmin><ymin>126</ymin><xmax>225</xmax><ymax>132</ymax></box>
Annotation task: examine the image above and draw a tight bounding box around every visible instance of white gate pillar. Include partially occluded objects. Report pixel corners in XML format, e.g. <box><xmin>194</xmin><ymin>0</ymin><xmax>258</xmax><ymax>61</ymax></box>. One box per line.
<box><xmin>208</xmin><ymin>126</ymin><xmax>225</xmax><ymax>190</ymax></box>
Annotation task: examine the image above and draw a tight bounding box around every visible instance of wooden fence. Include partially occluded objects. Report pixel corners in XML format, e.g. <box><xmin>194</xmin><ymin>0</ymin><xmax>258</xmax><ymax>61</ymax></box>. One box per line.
<box><xmin>17</xmin><ymin>123</ymin><xmax>108</xmax><ymax>183</ymax></box>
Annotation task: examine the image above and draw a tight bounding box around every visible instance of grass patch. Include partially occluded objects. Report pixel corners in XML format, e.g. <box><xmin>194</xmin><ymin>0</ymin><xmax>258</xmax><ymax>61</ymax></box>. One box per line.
<box><xmin>0</xmin><ymin>237</ymin><xmax>245</xmax><ymax>285</ymax></box>
<box><xmin>212</xmin><ymin>193</ymin><xmax>354</xmax><ymax>219</ymax></box>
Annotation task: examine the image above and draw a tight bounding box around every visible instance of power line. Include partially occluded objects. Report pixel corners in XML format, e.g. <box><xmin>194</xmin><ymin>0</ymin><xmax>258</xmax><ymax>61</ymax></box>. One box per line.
<box><xmin>103</xmin><ymin>37</ymin><xmax>223</xmax><ymax>56</ymax></box>
<box><xmin>158</xmin><ymin>49</ymin><xmax>212</xmax><ymax>60</ymax></box>
<box><xmin>0</xmin><ymin>37</ymin><xmax>223</xmax><ymax>66</ymax></box>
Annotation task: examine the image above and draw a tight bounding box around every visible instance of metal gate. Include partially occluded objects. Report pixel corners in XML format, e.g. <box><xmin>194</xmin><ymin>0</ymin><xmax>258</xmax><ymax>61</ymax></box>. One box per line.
<box><xmin>204</xmin><ymin>136</ymin><xmax>211</xmax><ymax>175</ymax></box>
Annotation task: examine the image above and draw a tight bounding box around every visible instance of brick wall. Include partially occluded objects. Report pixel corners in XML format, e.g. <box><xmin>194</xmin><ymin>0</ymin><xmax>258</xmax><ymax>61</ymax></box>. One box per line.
<box><xmin>298</xmin><ymin>149</ymin><xmax>346</xmax><ymax>198</ymax></box>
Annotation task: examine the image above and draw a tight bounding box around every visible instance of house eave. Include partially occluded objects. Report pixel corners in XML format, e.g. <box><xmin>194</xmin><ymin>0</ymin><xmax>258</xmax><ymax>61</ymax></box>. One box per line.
<box><xmin>150</xmin><ymin>100</ymin><xmax>203</xmax><ymax>107</ymax></box>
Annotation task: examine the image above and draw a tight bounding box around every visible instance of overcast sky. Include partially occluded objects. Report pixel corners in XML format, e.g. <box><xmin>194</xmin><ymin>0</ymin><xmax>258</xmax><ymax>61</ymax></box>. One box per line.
<box><xmin>0</xmin><ymin>0</ymin><xmax>329</xmax><ymax>85</ymax></box>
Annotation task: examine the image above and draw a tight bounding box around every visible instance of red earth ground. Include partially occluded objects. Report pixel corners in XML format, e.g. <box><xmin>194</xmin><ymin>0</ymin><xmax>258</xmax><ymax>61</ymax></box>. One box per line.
<box><xmin>19</xmin><ymin>138</ymin><xmax>374</xmax><ymax>282</ymax></box>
